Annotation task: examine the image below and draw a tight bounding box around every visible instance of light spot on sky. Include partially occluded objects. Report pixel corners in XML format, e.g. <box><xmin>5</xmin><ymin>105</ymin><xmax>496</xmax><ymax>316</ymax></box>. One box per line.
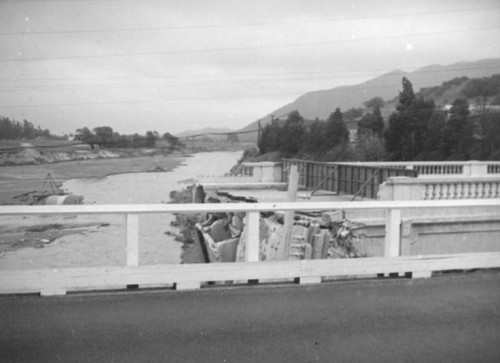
<box><xmin>406</xmin><ymin>43</ymin><xmax>413</xmax><ymax>51</ymax></box>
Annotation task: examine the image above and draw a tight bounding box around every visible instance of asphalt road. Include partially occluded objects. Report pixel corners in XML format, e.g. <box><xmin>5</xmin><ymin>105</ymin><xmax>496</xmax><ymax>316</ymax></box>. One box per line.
<box><xmin>1</xmin><ymin>272</ymin><xmax>500</xmax><ymax>362</ymax></box>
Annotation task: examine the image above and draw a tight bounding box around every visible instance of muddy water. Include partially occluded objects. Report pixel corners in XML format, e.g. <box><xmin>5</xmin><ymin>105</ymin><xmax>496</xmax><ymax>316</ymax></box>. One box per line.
<box><xmin>63</xmin><ymin>151</ymin><xmax>241</xmax><ymax>204</ymax></box>
<box><xmin>0</xmin><ymin>151</ymin><xmax>242</xmax><ymax>270</ymax></box>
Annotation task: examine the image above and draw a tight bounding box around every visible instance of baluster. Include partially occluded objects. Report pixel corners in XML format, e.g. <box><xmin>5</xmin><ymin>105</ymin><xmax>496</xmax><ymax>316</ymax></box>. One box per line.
<box><xmin>462</xmin><ymin>183</ymin><xmax>467</xmax><ymax>199</ymax></box>
<box><xmin>424</xmin><ymin>184</ymin><xmax>431</xmax><ymax>200</ymax></box>
<box><xmin>484</xmin><ymin>182</ymin><xmax>491</xmax><ymax>198</ymax></box>
<box><xmin>460</xmin><ymin>182</ymin><xmax>466</xmax><ymax>199</ymax></box>
<box><xmin>437</xmin><ymin>183</ymin><xmax>444</xmax><ymax>199</ymax></box>
<box><xmin>478</xmin><ymin>182</ymin><xmax>482</xmax><ymax>198</ymax></box>
<box><xmin>453</xmin><ymin>183</ymin><xmax>459</xmax><ymax>199</ymax></box>
<box><xmin>492</xmin><ymin>182</ymin><xmax>498</xmax><ymax>197</ymax></box>
<box><xmin>442</xmin><ymin>183</ymin><xmax>448</xmax><ymax>199</ymax></box>
<box><xmin>481</xmin><ymin>182</ymin><xmax>488</xmax><ymax>198</ymax></box>
<box><xmin>471</xmin><ymin>182</ymin><xmax>479</xmax><ymax>198</ymax></box>
<box><xmin>467</xmin><ymin>182</ymin><xmax>473</xmax><ymax>198</ymax></box>
<box><xmin>457</xmin><ymin>182</ymin><xmax>463</xmax><ymax>199</ymax></box>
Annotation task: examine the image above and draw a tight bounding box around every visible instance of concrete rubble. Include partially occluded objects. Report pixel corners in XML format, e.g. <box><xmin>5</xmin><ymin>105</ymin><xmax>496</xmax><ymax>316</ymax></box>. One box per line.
<box><xmin>188</xmin><ymin>184</ymin><xmax>362</xmax><ymax>263</ymax></box>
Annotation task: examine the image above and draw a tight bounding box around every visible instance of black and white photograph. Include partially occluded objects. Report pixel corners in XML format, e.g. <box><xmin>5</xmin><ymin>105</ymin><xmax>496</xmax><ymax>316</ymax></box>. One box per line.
<box><xmin>1</xmin><ymin>0</ymin><xmax>499</xmax><ymax>361</ymax></box>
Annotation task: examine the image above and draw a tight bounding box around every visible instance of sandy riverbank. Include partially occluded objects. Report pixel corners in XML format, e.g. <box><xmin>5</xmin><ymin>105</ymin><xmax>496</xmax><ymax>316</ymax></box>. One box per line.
<box><xmin>0</xmin><ymin>151</ymin><xmax>187</xmax><ymax>205</ymax></box>
<box><xmin>0</xmin><ymin>151</ymin><xmax>188</xmax><ymax>257</ymax></box>
<box><xmin>0</xmin><ymin>151</ymin><xmax>243</xmax><ymax>269</ymax></box>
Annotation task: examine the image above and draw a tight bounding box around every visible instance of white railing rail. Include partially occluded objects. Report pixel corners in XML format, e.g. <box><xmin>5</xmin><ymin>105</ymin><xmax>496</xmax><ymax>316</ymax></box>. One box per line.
<box><xmin>379</xmin><ymin>177</ymin><xmax>500</xmax><ymax>200</ymax></box>
<box><xmin>334</xmin><ymin>160</ymin><xmax>500</xmax><ymax>178</ymax></box>
<box><xmin>1</xmin><ymin>199</ymin><xmax>500</xmax><ymax>295</ymax></box>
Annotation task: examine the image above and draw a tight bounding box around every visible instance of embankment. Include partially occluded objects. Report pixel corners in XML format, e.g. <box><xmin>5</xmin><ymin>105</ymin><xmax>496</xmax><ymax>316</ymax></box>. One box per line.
<box><xmin>0</xmin><ymin>148</ymin><xmax>186</xmax><ymax>205</ymax></box>
<box><xmin>0</xmin><ymin>144</ymin><xmax>182</xmax><ymax>167</ymax></box>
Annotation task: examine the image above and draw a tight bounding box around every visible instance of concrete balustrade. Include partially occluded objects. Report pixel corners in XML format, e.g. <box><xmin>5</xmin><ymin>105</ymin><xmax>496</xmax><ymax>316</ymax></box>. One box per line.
<box><xmin>342</xmin><ymin>160</ymin><xmax>500</xmax><ymax>178</ymax></box>
<box><xmin>241</xmin><ymin>162</ymin><xmax>282</xmax><ymax>182</ymax></box>
<box><xmin>379</xmin><ymin>176</ymin><xmax>500</xmax><ymax>200</ymax></box>
<box><xmin>1</xmin><ymin>199</ymin><xmax>500</xmax><ymax>295</ymax></box>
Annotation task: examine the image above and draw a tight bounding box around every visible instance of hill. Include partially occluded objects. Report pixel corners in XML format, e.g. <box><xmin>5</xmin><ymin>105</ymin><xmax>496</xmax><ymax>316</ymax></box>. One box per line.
<box><xmin>175</xmin><ymin>127</ymin><xmax>234</xmax><ymax>141</ymax></box>
<box><xmin>237</xmin><ymin>58</ymin><xmax>500</xmax><ymax>141</ymax></box>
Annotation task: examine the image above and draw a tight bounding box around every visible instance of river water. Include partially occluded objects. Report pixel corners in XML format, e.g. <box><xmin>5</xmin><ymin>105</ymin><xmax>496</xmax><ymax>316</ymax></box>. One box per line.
<box><xmin>63</xmin><ymin>151</ymin><xmax>242</xmax><ymax>204</ymax></box>
<box><xmin>0</xmin><ymin>151</ymin><xmax>242</xmax><ymax>270</ymax></box>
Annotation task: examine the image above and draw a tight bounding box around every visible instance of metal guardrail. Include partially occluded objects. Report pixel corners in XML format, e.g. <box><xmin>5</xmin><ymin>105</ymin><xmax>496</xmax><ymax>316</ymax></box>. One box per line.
<box><xmin>282</xmin><ymin>159</ymin><xmax>417</xmax><ymax>198</ymax></box>
<box><xmin>1</xmin><ymin>200</ymin><xmax>500</xmax><ymax>295</ymax></box>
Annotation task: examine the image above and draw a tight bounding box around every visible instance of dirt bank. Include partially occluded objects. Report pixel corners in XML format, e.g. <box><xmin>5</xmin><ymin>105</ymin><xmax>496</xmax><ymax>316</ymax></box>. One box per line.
<box><xmin>0</xmin><ymin>220</ymin><xmax>110</xmax><ymax>253</ymax></box>
<box><xmin>0</xmin><ymin>151</ymin><xmax>187</xmax><ymax>205</ymax></box>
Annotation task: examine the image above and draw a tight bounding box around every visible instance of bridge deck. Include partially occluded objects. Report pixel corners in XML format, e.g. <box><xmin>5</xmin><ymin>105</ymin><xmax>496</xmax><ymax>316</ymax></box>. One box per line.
<box><xmin>1</xmin><ymin>270</ymin><xmax>499</xmax><ymax>362</ymax></box>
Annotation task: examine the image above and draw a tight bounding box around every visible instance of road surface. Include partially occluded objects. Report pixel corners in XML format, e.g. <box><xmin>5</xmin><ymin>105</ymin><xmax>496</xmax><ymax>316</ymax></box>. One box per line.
<box><xmin>1</xmin><ymin>271</ymin><xmax>499</xmax><ymax>362</ymax></box>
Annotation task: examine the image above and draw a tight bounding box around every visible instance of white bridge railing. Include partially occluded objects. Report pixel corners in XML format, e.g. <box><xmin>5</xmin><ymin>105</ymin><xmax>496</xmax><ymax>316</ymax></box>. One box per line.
<box><xmin>1</xmin><ymin>199</ymin><xmax>500</xmax><ymax>295</ymax></box>
<box><xmin>337</xmin><ymin>160</ymin><xmax>500</xmax><ymax>178</ymax></box>
<box><xmin>379</xmin><ymin>177</ymin><xmax>500</xmax><ymax>200</ymax></box>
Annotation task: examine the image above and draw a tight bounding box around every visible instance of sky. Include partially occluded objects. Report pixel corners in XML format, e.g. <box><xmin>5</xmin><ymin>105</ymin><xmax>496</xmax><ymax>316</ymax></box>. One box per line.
<box><xmin>0</xmin><ymin>0</ymin><xmax>499</xmax><ymax>136</ymax></box>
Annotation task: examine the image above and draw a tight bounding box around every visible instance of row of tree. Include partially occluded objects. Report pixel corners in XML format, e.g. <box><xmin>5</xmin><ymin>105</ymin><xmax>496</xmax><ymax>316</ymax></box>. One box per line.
<box><xmin>385</xmin><ymin>77</ymin><xmax>500</xmax><ymax>160</ymax></box>
<box><xmin>74</xmin><ymin>126</ymin><xmax>181</xmax><ymax>149</ymax></box>
<box><xmin>258</xmin><ymin>109</ymin><xmax>350</xmax><ymax>159</ymax></box>
<box><xmin>257</xmin><ymin>77</ymin><xmax>500</xmax><ymax>161</ymax></box>
<box><xmin>0</xmin><ymin>116</ymin><xmax>55</xmax><ymax>140</ymax></box>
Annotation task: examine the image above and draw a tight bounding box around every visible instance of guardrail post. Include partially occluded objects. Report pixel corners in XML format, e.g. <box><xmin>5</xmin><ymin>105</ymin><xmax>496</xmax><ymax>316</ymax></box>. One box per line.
<box><xmin>246</xmin><ymin>211</ymin><xmax>260</xmax><ymax>262</ymax></box>
<box><xmin>385</xmin><ymin>208</ymin><xmax>401</xmax><ymax>257</ymax></box>
<box><xmin>127</xmin><ymin>213</ymin><xmax>139</xmax><ymax>266</ymax></box>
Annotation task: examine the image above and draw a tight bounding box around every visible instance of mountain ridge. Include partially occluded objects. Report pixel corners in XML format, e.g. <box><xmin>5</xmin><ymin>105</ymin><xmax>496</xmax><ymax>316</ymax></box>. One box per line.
<box><xmin>178</xmin><ymin>58</ymin><xmax>500</xmax><ymax>141</ymax></box>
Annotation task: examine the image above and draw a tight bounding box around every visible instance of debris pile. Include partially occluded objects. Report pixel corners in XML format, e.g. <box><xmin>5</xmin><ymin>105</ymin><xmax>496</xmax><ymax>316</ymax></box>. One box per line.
<box><xmin>171</xmin><ymin>184</ymin><xmax>364</xmax><ymax>264</ymax></box>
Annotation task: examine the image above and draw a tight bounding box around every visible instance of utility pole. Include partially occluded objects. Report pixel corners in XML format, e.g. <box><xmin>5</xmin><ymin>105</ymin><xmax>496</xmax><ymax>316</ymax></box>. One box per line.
<box><xmin>257</xmin><ymin>120</ymin><xmax>262</xmax><ymax>148</ymax></box>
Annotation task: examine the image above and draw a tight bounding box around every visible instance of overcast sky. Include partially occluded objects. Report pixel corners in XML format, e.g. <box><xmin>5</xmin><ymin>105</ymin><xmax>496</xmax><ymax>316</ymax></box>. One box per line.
<box><xmin>0</xmin><ymin>0</ymin><xmax>499</xmax><ymax>136</ymax></box>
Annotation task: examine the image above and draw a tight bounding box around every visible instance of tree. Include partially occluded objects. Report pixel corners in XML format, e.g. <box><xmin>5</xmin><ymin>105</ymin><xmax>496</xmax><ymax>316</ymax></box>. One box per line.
<box><xmin>357</xmin><ymin>104</ymin><xmax>384</xmax><ymax>137</ymax></box>
<box><xmin>259</xmin><ymin>120</ymin><xmax>282</xmax><ymax>154</ymax></box>
<box><xmin>397</xmin><ymin>77</ymin><xmax>416</xmax><ymax>112</ymax></box>
<box><xmin>363</xmin><ymin>97</ymin><xmax>386</xmax><ymax>110</ymax></box>
<box><xmin>325</xmin><ymin>108</ymin><xmax>349</xmax><ymax>150</ymax></box>
<box><xmin>343</xmin><ymin>107</ymin><xmax>364</xmax><ymax>121</ymax></box>
<box><xmin>145</xmin><ymin>130</ymin><xmax>159</xmax><ymax>147</ymax></box>
<box><xmin>440</xmin><ymin>98</ymin><xmax>471</xmax><ymax>159</ymax></box>
<box><xmin>356</xmin><ymin>132</ymin><xmax>386</xmax><ymax>161</ymax></box>
<box><xmin>163</xmin><ymin>132</ymin><xmax>180</xmax><ymax>148</ymax></box>
<box><xmin>303</xmin><ymin>119</ymin><xmax>327</xmax><ymax>156</ymax></box>
<box><xmin>280</xmin><ymin>110</ymin><xmax>305</xmax><ymax>156</ymax></box>
<box><xmin>422</xmin><ymin>112</ymin><xmax>446</xmax><ymax>160</ymax></box>
<box><xmin>385</xmin><ymin>77</ymin><xmax>435</xmax><ymax>160</ymax></box>
<box><xmin>22</xmin><ymin>119</ymin><xmax>36</xmax><ymax>139</ymax></box>
<box><xmin>75</xmin><ymin>127</ymin><xmax>96</xmax><ymax>148</ymax></box>
<box><xmin>482</xmin><ymin>113</ymin><xmax>500</xmax><ymax>159</ymax></box>
<box><xmin>93</xmin><ymin>126</ymin><xmax>114</xmax><ymax>148</ymax></box>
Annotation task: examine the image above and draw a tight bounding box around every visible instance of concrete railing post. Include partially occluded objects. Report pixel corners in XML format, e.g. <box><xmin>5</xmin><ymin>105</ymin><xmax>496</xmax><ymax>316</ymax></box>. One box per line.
<box><xmin>127</xmin><ymin>213</ymin><xmax>139</xmax><ymax>266</ymax></box>
<box><xmin>245</xmin><ymin>211</ymin><xmax>260</xmax><ymax>262</ymax></box>
<box><xmin>385</xmin><ymin>208</ymin><xmax>401</xmax><ymax>257</ymax></box>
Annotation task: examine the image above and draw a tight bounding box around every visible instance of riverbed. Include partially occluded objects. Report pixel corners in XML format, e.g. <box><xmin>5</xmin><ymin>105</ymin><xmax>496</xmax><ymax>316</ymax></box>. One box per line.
<box><xmin>0</xmin><ymin>151</ymin><xmax>242</xmax><ymax>270</ymax></box>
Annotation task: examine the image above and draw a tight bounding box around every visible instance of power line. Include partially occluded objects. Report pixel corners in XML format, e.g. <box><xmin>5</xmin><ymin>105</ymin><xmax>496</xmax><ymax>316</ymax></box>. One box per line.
<box><xmin>0</xmin><ymin>62</ymin><xmax>498</xmax><ymax>85</ymax></box>
<box><xmin>0</xmin><ymin>63</ymin><xmax>498</xmax><ymax>94</ymax></box>
<box><xmin>0</xmin><ymin>25</ymin><xmax>498</xmax><ymax>63</ymax></box>
<box><xmin>2</xmin><ymin>65</ymin><xmax>500</xmax><ymax>109</ymax></box>
<box><xmin>0</xmin><ymin>91</ymin><xmax>302</xmax><ymax>109</ymax></box>
<box><xmin>1</xmin><ymin>5</ymin><xmax>498</xmax><ymax>36</ymax></box>
<box><xmin>178</xmin><ymin>129</ymin><xmax>258</xmax><ymax>139</ymax></box>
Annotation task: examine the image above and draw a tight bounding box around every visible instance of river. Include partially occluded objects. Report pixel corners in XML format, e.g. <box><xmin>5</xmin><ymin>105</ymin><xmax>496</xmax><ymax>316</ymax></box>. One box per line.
<box><xmin>0</xmin><ymin>151</ymin><xmax>242</xmax><ymax>270</ymax></box>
